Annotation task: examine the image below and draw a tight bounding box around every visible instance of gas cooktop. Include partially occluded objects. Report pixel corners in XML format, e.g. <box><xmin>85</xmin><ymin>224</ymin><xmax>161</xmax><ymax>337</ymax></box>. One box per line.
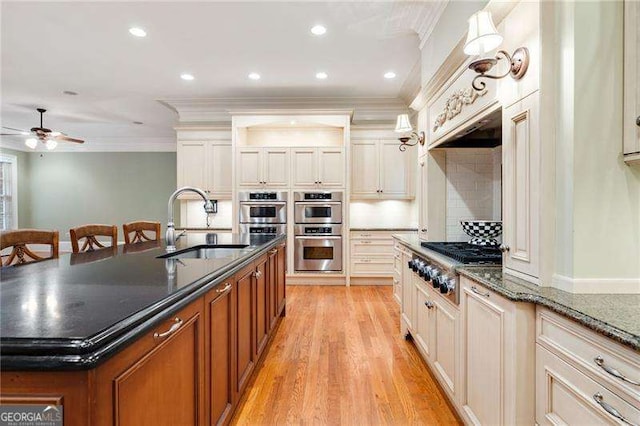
<box><xmin>421</xmin><ymin>241</ymin><xmax>502</xmax><ymax>264</ymax></box>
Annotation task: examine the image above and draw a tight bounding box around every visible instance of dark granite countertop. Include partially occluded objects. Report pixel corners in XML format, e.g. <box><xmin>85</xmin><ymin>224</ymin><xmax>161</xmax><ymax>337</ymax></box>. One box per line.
<box><xmin>0</xmin><ymin>232</ymin><xmax>285</xmax><ymax>370</ymax></box>
<box><xmin>350</xmin><ymin>227</ymin><xmax>418</xmax><ymax>232</ymax></box>
<box><xmin>393</xmin><ymin>234</ymin><xmax>640</xmax><ymax>352</ymax></box>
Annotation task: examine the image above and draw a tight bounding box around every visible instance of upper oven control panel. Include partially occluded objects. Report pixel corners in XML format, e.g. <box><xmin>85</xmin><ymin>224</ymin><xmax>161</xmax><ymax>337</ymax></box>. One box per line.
<box><xmin>293</xmin><ymin>191</ymin><xmax>343</xmax><ymax>202</ymax></box>
<box><xmin>238</xmin><ymin>191</ymin><xmax>288</xmax><ymax>202</ymax></box>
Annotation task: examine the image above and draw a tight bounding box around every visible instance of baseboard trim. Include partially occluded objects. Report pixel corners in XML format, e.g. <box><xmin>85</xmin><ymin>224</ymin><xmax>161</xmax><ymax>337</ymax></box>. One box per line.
<box><xmin>286</xmin><ymin>275</ymin><xmax>346</xmax><ymax>285</ymax></box>
<box><xmin>552</xmin><ymin>274</ymin><xmax>640</xmax><ymax>294</ymax></box>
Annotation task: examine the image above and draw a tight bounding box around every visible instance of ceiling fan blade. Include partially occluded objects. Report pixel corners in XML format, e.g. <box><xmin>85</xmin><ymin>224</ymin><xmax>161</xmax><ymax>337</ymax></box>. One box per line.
<box><xmin>0</xmin><ymin>133</ymin><xmax>22</xmax><ymax>136</ymax></box>
<box><xmin>55</xmin><ymin>135</ymin><xmax>84</xmax><ymax>144</ymax></box>
<box><xmin>2</xmin><ymin>126</ymin><xmax>28</xmax><ymax>132</ymax></box>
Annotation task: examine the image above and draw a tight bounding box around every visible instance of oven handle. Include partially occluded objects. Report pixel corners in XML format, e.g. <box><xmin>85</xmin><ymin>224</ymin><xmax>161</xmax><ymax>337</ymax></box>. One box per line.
<box><xmin>294</xmin><ymin>235</ymin><xmax>342</xmax><ymax>240</ymax></box>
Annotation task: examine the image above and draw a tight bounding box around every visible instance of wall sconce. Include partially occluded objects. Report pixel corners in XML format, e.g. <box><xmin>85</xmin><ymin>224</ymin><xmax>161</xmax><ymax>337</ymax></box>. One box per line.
<box><xmin>464</xmin><ymin>10</ymin><xmax>529</xmax><ymax>91</ymax></box>
<box><xmin>395</xmin><ymin>114</ymin><xmax>425</xmax><ymax>152</ymax></box>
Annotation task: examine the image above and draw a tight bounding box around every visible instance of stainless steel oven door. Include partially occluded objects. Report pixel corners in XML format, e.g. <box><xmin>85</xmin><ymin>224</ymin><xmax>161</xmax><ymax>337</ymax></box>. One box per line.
<box><xmin>294</xmin><ymin>202</ymin><xmax>342</xmax><ymax>224</ymax></box>
<box><xmin>239</xmin><ymin>202</ymin><xmax>287</xmax><ymax>224</ymax></box>
<box><xmin>294</xmin><ymin>235</ymin><xmax>343</xmax><ymax>272</ymax></box>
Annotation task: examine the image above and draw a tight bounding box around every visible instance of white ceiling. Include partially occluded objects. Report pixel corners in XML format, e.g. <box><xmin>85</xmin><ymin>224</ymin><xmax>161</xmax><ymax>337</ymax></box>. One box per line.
<box><xmin>1</xmin><ymin>1</ymin><xmax>444</xmax><ymax>150</ymax></box>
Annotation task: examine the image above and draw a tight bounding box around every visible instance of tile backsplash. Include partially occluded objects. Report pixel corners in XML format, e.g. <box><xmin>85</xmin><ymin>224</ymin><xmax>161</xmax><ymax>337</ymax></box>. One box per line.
<box><xmin>446</xmin><ymin>147</ymin><xmax>502</xmax><ymax>242</ymax></box>
<box><xmin>180</xmin><ymin>200</ymin><xmax>233</xmax><ymax>229</ymax></box>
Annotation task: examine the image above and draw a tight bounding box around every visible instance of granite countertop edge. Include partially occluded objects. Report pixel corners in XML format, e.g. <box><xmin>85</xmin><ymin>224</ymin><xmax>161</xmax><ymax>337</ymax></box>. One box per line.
<box><xmin>0</xmin><ymin>234</ymin><xmax>286</xmax><ymax>371</ymax></box>
<box><xmin>393</xmin><ymin>235</ymin><xmax>639</xmax><ymax>352</ymax></box>
<box><xmin>457</xmin><ymin>267</ymin><xmax>640</xmax><ymax>351</ymax></box>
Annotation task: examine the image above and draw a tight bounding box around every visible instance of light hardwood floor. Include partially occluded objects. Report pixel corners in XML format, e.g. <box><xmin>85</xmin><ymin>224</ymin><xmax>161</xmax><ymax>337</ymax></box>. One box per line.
<box><xmin>232</xmin><ymin>285</ymin><xmax>461</xmax><ymax>425</ymax></box>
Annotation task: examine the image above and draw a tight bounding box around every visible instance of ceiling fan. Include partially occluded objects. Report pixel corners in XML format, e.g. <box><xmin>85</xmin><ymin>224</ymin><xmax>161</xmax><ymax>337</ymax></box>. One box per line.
<box><xmin>1</xmin><ymin>108</ymin><xmax>85</xmax><ymax>150</ymax></box>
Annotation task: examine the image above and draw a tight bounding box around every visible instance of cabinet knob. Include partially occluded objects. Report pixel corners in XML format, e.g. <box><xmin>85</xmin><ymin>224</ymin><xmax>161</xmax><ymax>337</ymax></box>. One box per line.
<box><xmin>636</xmin><ymin>116</ymin><xmax>640</xmax><ymax>127</ymax></box>
<box><xmin>421</xmin><ymin>228</ymin><xmax>427</xmax><ymax>232</ymax></box>
<box><xmin>499</xmin><ymin>244</ymin><xmax>510</xmax><ymax>253</ymax></box>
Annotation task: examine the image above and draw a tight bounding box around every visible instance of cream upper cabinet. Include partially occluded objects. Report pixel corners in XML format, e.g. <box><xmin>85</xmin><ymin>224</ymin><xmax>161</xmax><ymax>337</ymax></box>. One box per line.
<box><xmin>263</xmin><ymin>148</ymin><xmax>289</xmax><ymax>188</ymax></box>
<box><xmin>237</xmin><ymin>147</ymin><xmax>290</xmax><ymax>188</ymax></box>
<box><xmin>460</xmin><ymin>276</ymin><xmax>535</xmax><ymax>426</ymax></box>
<box><xmin>177</xmin><ymin>140</ymin><xmax>232</xmax><ymax>199</ymax></box>
<box><xmin>317</xmin><ymin>148</ymin><xmax>345</xmax><ymax>188</ymax></box>
<box><xmin>351</xmin><ymin>141</ymin><xmax>379</xmax><ymax>196</ymax></box>
<box><xmin>502</xmin><ymin>93</ymin><xmax>540</xmax><ymax>280</ymax></box>
<box><xmin>351</xmin><ymin>140</ymin><xmax>414</xmax><ymax>200</ymax></box>
<box><xmin>624</xmin><ymin>0</ymin><xmax>640</xmax><ymax>165</ymax></box>
<box><xmin>291</xmin><ymin>147</ymin><xmax>344</xmax><ymax>189</ymax></box>
<box><xmin>208</xmin><ymin>143</ymin><xmax>232</xmax><ymax>197</ymax></box>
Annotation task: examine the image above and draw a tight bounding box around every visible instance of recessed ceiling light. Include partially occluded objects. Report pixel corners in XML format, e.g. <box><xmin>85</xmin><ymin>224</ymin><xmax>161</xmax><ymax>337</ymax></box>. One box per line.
<box><xmin>133</xmin><ymin>121</ymin><xmax>144</xmax><ymax>125</ymax></box>
<box><xmin>248</xmin><ymin>72</ymin><xmax>261</xmax><ymax>80</ymax></box>
<box><xmin>311</xmin><ymin>25</ymin><xmax>327</xmax><ymax>36</ymax></box>
<box><xmin>315</xmin><ymin>72</ymin><xmax>328</xmax><ymax>80</ymax></box>
<box><xmin>180</xmin><ymin>73</ymin><xmax>195</xmax><ymax>81</ymax></box>
<box><xmin>290</xmin><ymin>120</ymin><xmax>297</xmax><ymax>125</ymax></box>
<box><xmin>129</xmin><ymin>27</ymin><xmax>147</xmax><ymax>37</ymax></box>
<box><xmin>384</xmin><ymin>71</ymin><xmax>396</xmax><ymax>79</ymax></box>
<box><xmin>63</xmin><ymin>90</ymin><xmax>78</xmax><ymax>96</ymax></box>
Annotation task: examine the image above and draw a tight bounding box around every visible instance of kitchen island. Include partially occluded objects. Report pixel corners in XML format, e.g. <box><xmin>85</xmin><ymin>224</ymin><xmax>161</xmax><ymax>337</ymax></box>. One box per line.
<box><xmin>0</xmin><ymin>232</ymin><xmax>287</xmax><ymax>426</ymax></box>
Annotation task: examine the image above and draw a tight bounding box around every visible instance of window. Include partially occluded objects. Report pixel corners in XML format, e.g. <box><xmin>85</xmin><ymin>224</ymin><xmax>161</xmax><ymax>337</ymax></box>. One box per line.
<box><xmin>0</xmin><ymin>154</ymin><xmax>18</xmax><ymax>230</ymax></box>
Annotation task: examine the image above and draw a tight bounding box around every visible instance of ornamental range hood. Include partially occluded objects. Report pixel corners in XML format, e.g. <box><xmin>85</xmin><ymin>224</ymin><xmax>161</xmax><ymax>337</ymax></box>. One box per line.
<box><xmin>437</xmin><ymin>108</ymin><xmax>502</xmax><ymax>148</ymax></box>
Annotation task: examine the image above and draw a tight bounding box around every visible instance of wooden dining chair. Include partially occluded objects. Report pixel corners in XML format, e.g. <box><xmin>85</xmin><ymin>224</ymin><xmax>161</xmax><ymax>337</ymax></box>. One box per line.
<box><xmin>0</xmin><ymin>229</ymin><xmax>59</xmax><ymax>266</ymax></box>
<box><xmin>123</xmin><ymin>221</ymin><xmax>161</xmax><ymax>244</ymax></box>
<box><xmin>70</xmin><ymin>224</ymin><xmax>118</xmax><ymax>253</ymax></box>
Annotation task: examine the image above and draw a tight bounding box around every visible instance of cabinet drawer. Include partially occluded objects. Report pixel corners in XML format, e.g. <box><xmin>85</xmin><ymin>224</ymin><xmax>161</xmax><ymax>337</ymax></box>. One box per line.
<box><xmin>350</xmin><ymin>258</ymin><xmax>394</xmax><ymax>276</ymax></box>
<box><xmin>537</xmin><ymin>344</ymin><xmax>640</xmax><ymax>425</ymax></box>
<box><xmin>537</xmin><ymin>308</ymin><xmax>640</xmax><ymax>402</ymax></box>
<box><xmin>350</xmin><ymin>239</ymin><xmax>394</xmax><ymax>257</ymax></box>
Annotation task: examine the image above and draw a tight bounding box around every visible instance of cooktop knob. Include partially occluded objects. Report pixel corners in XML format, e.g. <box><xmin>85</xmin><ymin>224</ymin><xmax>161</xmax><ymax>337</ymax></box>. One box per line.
<box><xmin>439</xmin><ymin>275</ymin><xmax>456</xmax><ymax>295</ymax></box>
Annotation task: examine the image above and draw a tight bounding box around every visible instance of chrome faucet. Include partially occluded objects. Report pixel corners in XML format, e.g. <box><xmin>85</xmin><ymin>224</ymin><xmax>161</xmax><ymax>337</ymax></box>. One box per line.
<box><xmin>166</xmin><ymin>187</ymin><xmax>215</xmax><ymax>252</ymax></box>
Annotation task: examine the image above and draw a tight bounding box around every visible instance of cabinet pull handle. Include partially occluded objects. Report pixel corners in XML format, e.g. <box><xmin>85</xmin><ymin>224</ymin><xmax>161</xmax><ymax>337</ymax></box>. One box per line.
<box><xmin>636</xmin><ymin>116</ymin><xmax>640</xmax><ymax>127</ymax></box>
<box><xmin>499</xmin><ymin>244</ymin><xmax>510</xmax><ymax>253</ymax></box>
<box><xmin>362</xmin><ymin>240</ymin><xmax>372</xmax><ymax>244</ymax></box>
<box><xmin>216</xmin><ymin>283</ymin><xmax>232</xmax><ymax>294</ymax></box>
<box><xmin>269</xmin><ymin>249</ymin><xmax>278</xmax><ymax>255</ymax></box>
<box><xmin>593</xmin><ymin>393</ymin><xmax>637</xmax><ymax>425</ymax></box>
<box><xmin>424</xmin><ymin>301</ymin><xmax>434</xmax><ymax>309</ymax></box>
<box><xmin>254</xmin><ymin>270</ymin><xmax>262</xmax><ymax>278</ymax></box>
<box><xmin>154</xmin><ymin>317</ymin><xmax>183</xmax><ymax>340</ymax></box>
<box><xmin>471</xmin><ymin>286</ymin><xmax>490</xmax><ymax>297</ymax></box>
<box><xmin>594</xmin><ymin>356</ymin><xmax>640</xmax><ymax>386</ymax></box>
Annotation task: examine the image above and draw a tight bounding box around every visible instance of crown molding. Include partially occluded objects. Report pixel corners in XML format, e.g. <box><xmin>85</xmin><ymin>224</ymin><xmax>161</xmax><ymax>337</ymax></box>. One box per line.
<box><xmin>158</xmin><ymin>97</ymin><xmax>409</xmax><ymax>125</ymax></box>
<box><xmin>416</xmin><ymin>0</ymin><xmax>449</xmax><ymax>50</ymax></box>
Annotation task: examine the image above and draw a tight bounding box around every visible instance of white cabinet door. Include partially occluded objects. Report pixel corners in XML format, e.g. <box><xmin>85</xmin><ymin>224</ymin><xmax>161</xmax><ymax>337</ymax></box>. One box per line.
<box><xmin>351</xmin><ymin>142</ymin><xmax>379</xmax><ymax>197</ymax></box>
<box><xmin>461</xmin><ymin>284</ymin><xmax>505</xmax><ymax>426</ymax></box>
<box><xmin>317</xmin><ymin>148</ymin><xmax>344</xmax><ymax>188</ymax></box>
<box><xmin>291</xmin><ymin>148</ymin><xmax>317</xmax><ymax>187</ymax></box>
<box><xmin>263</xmin><ymin>148</ymin><xmax>289</xmax><ymax>188</ymax></box>
<box><xmin>432</xmin><ymin>297</ymin><xmax>458</xmax><ymax>397</ymax></box>
<box><xmin>502</xmin><ymin>93</ymin><xmax>540</xmax><ymax>279</ymax></box>
<box><xmin>208</xmin><ymin>143</ymin><xmax>232</xmax><ymax>197</ymax></box>
<box><xmin>624</xmin><ymin>0</ymin><xmax>640</xmax><ymax>164</ymax></box>
<box><xmin>380</xmin><ymin>141</ymin><xmax>413</xmax><ymax>198</ymax></box>
<box><xmin>401</xmin><ymin>256</ymin><xmax>414</xmax><ymax>332</ymax></box>
<box><xmin>237</xmin><ymin>148</ymin><xmax>263</xmax><ymax>187</ymax></box>
<box><xmin>177</xmin><ymin>141</ymin><xmax>207</xmax><ymax>190</ymax></box>
<box><xmin>418</xmin><ymin>157</ymin><xmax>428</xmax><ymax>240</ymax></box>
<box><xmin>413</xmin><ymin>282</ymin><xmax>432</xmax><ymax>359</ymax></box>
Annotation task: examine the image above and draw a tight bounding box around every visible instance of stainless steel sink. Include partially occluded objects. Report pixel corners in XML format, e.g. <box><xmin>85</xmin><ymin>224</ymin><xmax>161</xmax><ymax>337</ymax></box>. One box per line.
<box><xmin>158</xmin><ymin>245</ymin><xmax>251</xmax><ymax>260</ymax></box>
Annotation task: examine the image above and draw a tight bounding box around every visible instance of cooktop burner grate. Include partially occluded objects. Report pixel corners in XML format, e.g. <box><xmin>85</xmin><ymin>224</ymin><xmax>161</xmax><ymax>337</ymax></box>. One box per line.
<box><xmin>421</xmin><ymin>242</ymin><xmax>502</xmax><ymax>264</ymax></box>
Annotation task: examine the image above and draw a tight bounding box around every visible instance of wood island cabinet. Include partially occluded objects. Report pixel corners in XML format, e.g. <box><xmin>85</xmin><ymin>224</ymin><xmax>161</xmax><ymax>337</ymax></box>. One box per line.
<box><xmin>0</xmin><ymin>242</ymin><xmax>287</xmax><ymax>426</ymax></box>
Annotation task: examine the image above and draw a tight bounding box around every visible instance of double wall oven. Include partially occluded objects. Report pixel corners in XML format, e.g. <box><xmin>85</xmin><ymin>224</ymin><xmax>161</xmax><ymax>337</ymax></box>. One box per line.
<box><xmin>238</xmin><ymin>191</ymin><xmax>287</xmax><ymax>235</ymax></box>
<box><xmin>294</xmin><ymin>191</ymin><xmax>343</xmax><ymax>273</ymax></box>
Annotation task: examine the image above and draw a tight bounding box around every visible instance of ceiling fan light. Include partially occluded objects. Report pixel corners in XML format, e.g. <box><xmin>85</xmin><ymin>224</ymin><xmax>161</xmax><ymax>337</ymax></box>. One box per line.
<box><xmin>25</xmin><ymin>138</ymin><xmax>38</xmax><ymax>149</ymax></box>
<box><xmin>45</xmin><ymin>139</ymin><xmax>58</xmax><ymax>150</ymax></box>
<box><xmin>50</xmin><ymin>131</ymin><xmax>61</xmax><ymax>137</ymax></box>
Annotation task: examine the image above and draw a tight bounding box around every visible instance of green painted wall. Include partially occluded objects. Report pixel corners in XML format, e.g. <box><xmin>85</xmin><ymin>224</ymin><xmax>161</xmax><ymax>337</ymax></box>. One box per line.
<box><xmin>24</xmin><ymin>152</ymin><xmax>176</xmax><ymax>240</ymax></box>
<box><xmin>0</xmin><ymin>147</ymin><xmax>32</xmax><ymax>227</ymax></box>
